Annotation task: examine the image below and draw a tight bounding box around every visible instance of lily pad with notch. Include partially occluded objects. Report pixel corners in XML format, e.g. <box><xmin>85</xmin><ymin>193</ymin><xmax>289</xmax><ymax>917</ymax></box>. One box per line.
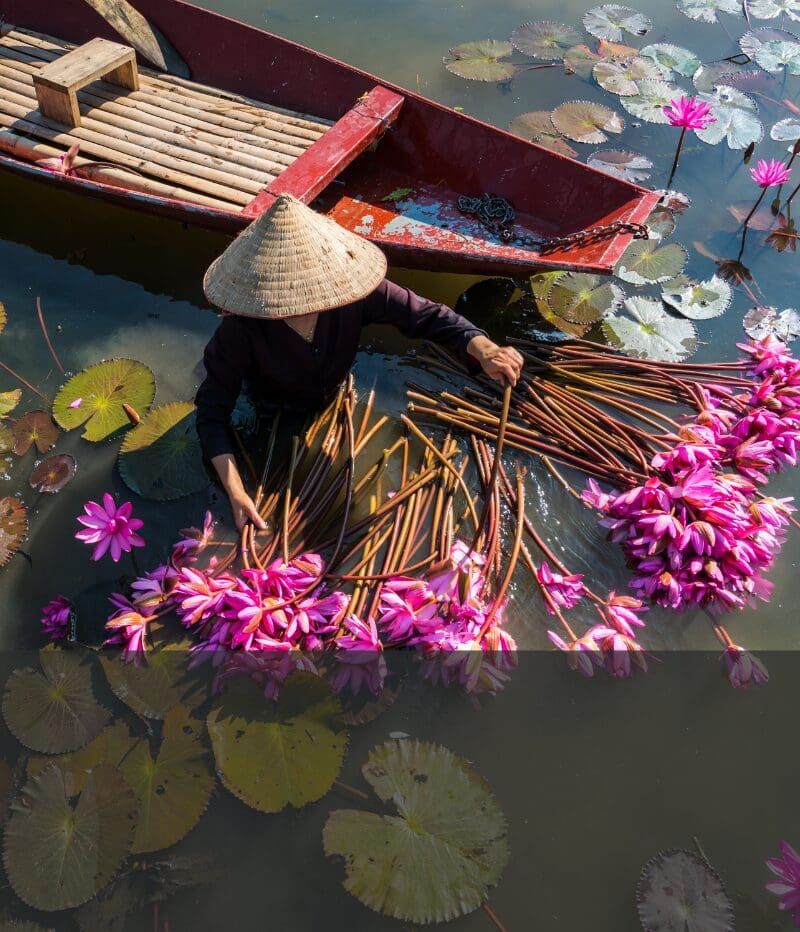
<box><xmin>551</xmin><ymin>100</ymin><xmax>624</xmax><ymax>144</ymax></box>
<box><xmin>118</xmin><ymin>401</ymin><xmax>206</xmax><ymax>501</ymax></box>
<box><xmin>0</xmin><ymin>497</ymin><xmax>27</xmax><ymax>568</ymax></box>
<box><xmin>0</xmin><ymin>389</ymin><xmax>21</xmax><ymax>418</ymax></box>
<box><xmin>771</xmin><ymin>117</ymin><xmax>800</xmax><ymax>150</ymax></box>
<box><xmin>443</xmin><ymin>40</ymin><xmax>515</xmax><ymax>82</ymax></box>
<box><xmin>677</xmin><ymin>0</ymin><xmax>742</xmax><ymax>22</ymax></box>
<box><xmin>12</xmin><ymin>410</ymin><xmax>59</xmax><ymax>456</ymax></box>
<box><xmin>53</xmin><ymin>358</ymin><xmax>156</xmax><ymax>442</ymax></box>
<box><xmin>508</xmin><ymin>111</ymin><xmax>579</xmax><ymax>156</ymax></box>
<box><xmin>620</xmin><ymin>79</ymin><xmax>682</xmax><ymax>124</ymax></box>
<box><xmin>510</xmin><ymin>22</ymin><xmax>581</xmax><ymax>60</ymax></box>
<box><xmin>750</xmin><ymin>0</ymin><xmax>800</xmax><ymax>18</ymax></box>
<box><xmin>29</xmin><ymin>453</ymin><xmax>76</xmax><ymax>493</ymax></box>
<box><xmin>587</xmin><ymin>149</ymin><xmax>653</xmax><ymax>182</ymax></box>
<box><xmin>646</xmin><ymin>205</ymin><xmax>677</xmax><ymax>240</ymax></box>
<box><xmin>546</xmin><ymin>272</ymin><xmax>624</xmax><ymax>323</ymax></box>
<box><xmin>603</xmin><ymin>297</ymin><xmax>698</xmax><ymax>361</ymax></box>
<box><xmin>563</xmin><ymin>44</ymin><xmax>602</xmax><ymax>78</ymax></box>
<box><xmin>696</xmin><ymin>86</ymin><xmax>763</xmax><ymax>149</ymax></box>
<box><xmin>640</xmin><ymin>43</ymin><xmax>701</xmax><ymax>78</ymax></box>
<box><xmin>662</xmin><ymin>275</ymin><xmax>732</xmax><ymax>319</ymax></box>
<box><xmin>583</xmin><ymin>5</ymin><xmax>651</xmax><ymax>41</ymax></box>
<box><xmin>615</xmin><ymin>241</ymin><xmax>688</xmax><ymax>285</ymax></box>
<box><xmin>323</xmin><ymin>739</ymin><xmax>509</xmax><ymax>924</ymax></box>
<box><xmin>743</xmin><ymin>305</ymin><xmax>800</xmax><ymax>340</ymax></box>
<box><xmin>593</xmin><ymin>57</ymin><xmax>668</xmax><ymax>95</ymax></box>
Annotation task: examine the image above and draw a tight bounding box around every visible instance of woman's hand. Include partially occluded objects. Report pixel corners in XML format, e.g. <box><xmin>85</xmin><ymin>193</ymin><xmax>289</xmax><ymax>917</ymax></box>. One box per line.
<box><xmin>228</xmin><ymin>489</ymin><xmax>267</xmax><ymax>532</ymax></box>
<box><xmin>467</xmin><ymin>336</ymin><xmax>524</xmax><ymax>386</ymax></box>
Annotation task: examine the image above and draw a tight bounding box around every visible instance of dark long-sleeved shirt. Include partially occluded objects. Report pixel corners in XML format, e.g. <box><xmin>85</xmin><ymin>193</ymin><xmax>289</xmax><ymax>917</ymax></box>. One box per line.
<box><xmin>195</xmin><ymin>278</ymin><xmax>487</xmax><ymax>460</ymax></box>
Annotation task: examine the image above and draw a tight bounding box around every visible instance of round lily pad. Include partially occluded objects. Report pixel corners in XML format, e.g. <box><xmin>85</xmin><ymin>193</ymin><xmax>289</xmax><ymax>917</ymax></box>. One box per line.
<box><xmin>3</xmin><ymin>763</ymin><xmax>135</xmax><ymax>911</ymax></box>
<box><xmin>750</xmin><ymin>0</ymin><xmax>800</xmax><ymax>18</ymax></box>
<box><xmin>662</xmin><ymin>276</ymin><xmax>732</xmax><ymax>319</ymax></box>
<box><xmin>323</xmin><ymin>740</ymin><xmax>509</xmax><ymax>924</ymax></box>
<box><xmin>510</xmin><ymin>22</ymin><xmax>581</xmax><ymax>60</ymax></box>
<box><xmin>771</xmin><ymin>117</ymin><xmax>800</xmax><ymax>149</ymax></box>
<box><xmin>645</xmin><ymin>206</ymin><xmax>677</xmax><ymax>240</ymax></box>
<box><xmin>620</xmin><ymin>79</ymin><xmax>682</xmax><ymax>124</ymax></box>
<box><xmin>615</xmin><ymin>241</ymin><xmax>688</xmax><ymax>285</ymax></box>
<box><xmin>101</xmin><ymin>643</ymin><xmax>203</xmax><ymax>719</ymax></box>
<box><xmin>443</xmin><ymin>40</ymin><xmax>515</xmax><ymax>81</ymax></box>
<box><xmin>583</xmin><ymin>5</ymin><xmax>651</xmax><ymax>41</ymax></box>
<box><xmin>207</xmin><ymin>672</ymin><xmax>347</xmax><ymax>813</ymax></box>
<box><xmin>12</xmin><ymin>410</ymin><xmax>59</xmax><ymax>456</ymax></box>
<box><xmin>749</xmin><ymin>31</ymin><xmax>800</xmax><ymax>73</ymax></box>
<box><xmin>0</xmin><ymin>389</ymin><xmax>21</xmax><ymax>418</ymax></box>
<box><xmin>118</xmin><ymin>402</ymin><xmax>206</xmax><ymax>501</ymax></box>
<box><xmin>636</xmin><ymin>849</ymin><xmax>734</xmax><ymax>932</ymax></box>
<box><xmin>742</xmin><ymin>29</ymin><xmax>799</xmax><ymax>64</ymax></box>
<box><xmin>547</xmin><ymin>273</ymin><xmax>624</xmax><ymax>323</ymax></box>
<box><xmin>28</xmin><ymin>453</ymin><xmax>76</xmax><ymax>493</ymax></box>
<box><xmin>564</xmin><ymin>44</ymin><xmax>602</xmax><ymax>78</ymax></box>
<box><xmin>52</xmin><ymin>359</ymin><xmax>156</xmax><ymax>442</ymax></box>
<box><xmin>696</xmin><ymin>86</ymin><xmax>763</xmax><ymax>149</ymax></box>
<box><xmin>0</xmin><ymin>497</ymin><xmax>27</xmax><ymax>568</ymax></box>
<box><xmin>587</xmin><ymin>149</ymin><xmax>653</xmax><ymax>182</ymax></box>
<box><xmin>743</xmin><ymin>305</ymin><xmax>800</xmax><ymax>341</ymax></box>
<box><xmin>508</xmin><ymin>112</ymin><xmax>578</xmax><ymax>156</ymax></box>
<box><xmin>593</xmin><ymin>57</ymin><xmax>668</xmax><ymax>95</ymax></box>
<box><xmin>551</xmin><ymin>100</ymin><xmax>624</xmax><ymax>144</ymax></box>
<box><xmin>640</xmin><ymin>43</ymin><xmax>701</xmax><ymax>78</ymax></box>
<box><xmin>678</xmin><ymin>0</ymin><xmax>742</xmax><ymax>22</ymax></box>
<box><xmin>603</xmin><ymin>297</ymin><xmax>698</xmax><ymax>361</ymax></box>
<box><xmin>2</xmin><ymin>648</ymin><xmax>111</xmax><ymax>753</ymax></box>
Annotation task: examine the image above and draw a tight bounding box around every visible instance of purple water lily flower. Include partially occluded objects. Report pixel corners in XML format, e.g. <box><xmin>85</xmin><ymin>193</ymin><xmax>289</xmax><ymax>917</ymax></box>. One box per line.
<box><xmin>40</xmin><ymin>595</ymin><xmax>73</xmax><ymax>640</ymax></box>
<box><xmin>766</xmin><ymin>841</ymin><xmax>800</xmax><ymax>927</ymax></box>
<box><xmin>75</xmin><ymin>493</ymin><xmax>145</xmax><ymax>562</ymax></box>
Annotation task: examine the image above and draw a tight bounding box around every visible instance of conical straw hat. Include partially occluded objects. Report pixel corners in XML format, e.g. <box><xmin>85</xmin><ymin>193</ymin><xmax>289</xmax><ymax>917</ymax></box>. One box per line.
<box><xmin>203</xmin><ymin>194</ymin><xmax>387</xmax><ymax>318</ymax></box>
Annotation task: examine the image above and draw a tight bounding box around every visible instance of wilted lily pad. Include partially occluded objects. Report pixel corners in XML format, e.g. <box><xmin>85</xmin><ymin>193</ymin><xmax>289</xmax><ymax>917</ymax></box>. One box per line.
<box><xmin>29</xmin><ymin>453</ymin><xmax>76</xmax><ymax>493</ymax></box>
<box><xmin>52</xmin><ymin>359</ymin><xmax>155</xmax><ymax>441</ymax></box>
<box><xmin>0</xmin><ymin>389</ymin><xmax>21</xmax><ymax>418</ymax></box>
<box><xmin>640</xmin><ymin>43</ymin><xmax>701</xmax><ymax>77</ymax></box>
<box><xmin>118</xmin><ymin>402</ymin><xmax>206</xmax><ymax>501</ymax></box>
<box><xmin>12</xmin><ymin>410</ymin><xmax>59</xmax><ymax>456</ymax></box>
<box><xmin>750</xmin><ymin>0</ymin><xmax>800</xmax><ymax>18</ymax></box>
<box><xmin>508</xmin><ymin>111</ymin><xmax>578</xmax><ymax>156</ymax></box>
<box><xmin>587</xmin><ymin>149</ymin><xmax>653</xmax><ymax>182</ymax></box>
<box><xmin>615</xmin><ymin>241</ymin><xmax>688</xmax><ymax>285</ymax></box>
<box><xmin>207</xmin><ymin>672</ymin><xmax>347</xmax><ymax>813</ymax></box>
<box><xmin>677</xmin><ymin>0</ymin><xmax>742</xmax><ymax>22</ymax></box>
<box><xmin>547</xmin><ymin>272</ymin><xmax>624</xmax><ymax>323</ymax></box>
<box><xmin>743</xmin><ymin>305</ymin><xmax>800</xmax><ymax>340</ymax></box>
<box><xmin>101</xmin><ymin>643</ymin><xmax>202</xmax><ymax>719</ymax></box>
<box><xmin>324</xmin><ymin>740</ymin><xmax>508</xmax><ymax>924</ymax></box>
<box><xmin>583</xmin><ymin>5</ymin><xmax>651</xmax><ymax>41</ymax></box>
<box><xmin>443</xmin><ymin>40</ymin><xmax>515</xmax><ymax>81</ymax></box>
<box><xmin>646</xmin><ymin>206</ymin><xmax>677</xmax><ymax>240</ymax></box>
<box><xmin>2</xmin><ymin>648</ymin><xmax>110</xmax><ymax>753</ymax></box>
<box><xmin>696</xmin><ymin>86</ymin><xmax>763</xmax><ymax>149</ymax></box>
<box><xmin>551</xmin><ymin>100</ymin><xmax>624</xmax><ymax>143</ymax></box>
<box><xmin>510</xmin><ymin>21</ymin><xmax>580</xmax><ymax>60</ymax></box>
<box><xmin>0</xmin><ymin>497</ymin><xmax>27</xmax><ymax>568</ymax></box>
<box><xmin>3</xmin><ymin>763</ymin><xmax>135</xmax><ymax>911</ymax></box>
<box><xmin>563</xmin><ymin>44</ymin><xmax>602</xmax><ymax>78</ymax></box>
<box><xmin>636</xmin><ymin>849</ymin><xmax>734</xmax><ymax>932</ymax></box>
<box><xmin>692</xmin><ymin>61</ymin><xmax>761</xmax><ymax>93</ymax></box>
<box><xmin>620</xmin><ymin>79</ymin><xmax>681</xmax><ymax>124</ymax></box>
<box><xmin>603</xmin><ymin>297</ymin><xmax>698</xmax><ymax>361</ymax></box>
<box><xmin>594</xmin><ymin>57</ymin><xmax>668</xmax><ymax>95</ymax></box>
<box><xmin>662</xmin><ymin>276</ymin><xmax>732</xmax><ymax>319</ymax></box>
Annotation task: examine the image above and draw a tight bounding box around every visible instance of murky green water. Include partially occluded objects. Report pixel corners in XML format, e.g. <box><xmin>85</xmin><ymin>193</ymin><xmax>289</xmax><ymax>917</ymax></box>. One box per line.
<box><xmin>0</xmin><ymin>0</ymin><xmax>798</xmax><ymax>928</ymax></box>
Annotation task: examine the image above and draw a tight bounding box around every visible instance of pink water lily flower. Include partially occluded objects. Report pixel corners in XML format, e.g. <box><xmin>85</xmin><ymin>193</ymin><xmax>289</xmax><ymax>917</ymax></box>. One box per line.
<box><xmin>765</xmin><ymin>840</ymin><xmax>800</xmax><ymax>927</ymax></box>
<box><xmin>40</xmin><ymin>595</ymin><xmax>73</xmax><ymax>640</ymax></box>
<box><xmin>536</xmin><ymin>561</ymin><xmax>586</xmax><ymax>614</ymax></box>
<box><xmin>75</xmin><ymin>493</ymin><xmax>145</xmax><ymax>562</ymax></box>
<box><xmin>663</xmin><ymin>95</ymin><xmax>716</xmax><ymax>131</ymax></box>
<box><xmin>750</xmin><ymin>158</ymin><xmax>792</xmax><ymax>188</ymax></box>
<box><xmin>105</xmin><ymin>608</ymin><xmax>154</xmax><ymax>663</ymax></box>
<box><xmin>721</xmin><ymin>643</ymin><xmax>769</xmax><ymax>688</ymax></box>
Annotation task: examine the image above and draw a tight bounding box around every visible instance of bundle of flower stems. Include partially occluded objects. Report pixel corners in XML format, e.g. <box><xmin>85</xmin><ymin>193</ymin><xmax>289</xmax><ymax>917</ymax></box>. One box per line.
<box><xmin>107</xmin><ymin>376</ymin><xmax>519</xmax><ymax>699</ymax></box>
<box><xmin>408</xmin><ymin>335</ymin><xmax>800</xmax><ymax>685</ymax></box>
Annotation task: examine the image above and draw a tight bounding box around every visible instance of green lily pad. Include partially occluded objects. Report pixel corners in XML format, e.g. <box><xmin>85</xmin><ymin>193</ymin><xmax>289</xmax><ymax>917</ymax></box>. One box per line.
<box><xmin>323</xmin><ymin>740</ymin><xmax>509</xmax><ymax>924</ymax></box>
<box><xmin>741</xmin><ymin>27</ymin><xmax>799</xmax><ymax>61</ymax></box>
<box><xmin>551</xmin><ymin>100</ymin><xmax>624</xmax><ymax>143</ymax></box>
<box><xmin>510</xmin><ymin>21</ymin><xmax>581</xmax><ymax>60</ymax></box>
<box><xmin>645</xmin><ymin>205</ymin><xmax>677</xmax><ymax>240</ymax></box>
<box><xmin>3</xmin><ymin>763</ymin><xmax>136</xmax><ymax>911</ymax></box>
<box><xmin>771</xmin><ymin>116</ymin><xmax>800</xmax><ymax>148</ymax></box>
<box><xmin>0</xmin><ymin>497</ymin><xmax>27</xmax><ymax>568</ymax></box>
<box><xmin>455</xmin><ymin>278</ymin><xmax>517</xmax><ymax>319</ymax></box>
<box><xmin>640</xmin><ymin>43</ymin><xmax>701</xmax><ymax>78</ymax></box>
<box><xmin>696</xmin><ymin>86</ymin><xmax>763</xmax><ymax>149</ymax></box>
<box><xmin>563</xmin><ymin>44</ymin><xmax>602</xmax><ymax>78</ymax></box>
<box><xmin>620</xmin><ymin>79</ymin><xmax>682</xmax><ymax>124</ymax></box>
<box><xmin>118</xmin><ymin>402</ymin><xmax>206</xmax><ymax>501</ymax></box>
<box><xmin>508</xmin><ymin>111</ymin><xmax>579</xmax><ymax>157</ymax></box>
<box><xmin>743</xmin><ymin>305</ymin><xmax>800</xmax><ymax>341</ymax></box>
<box><xmin>2</xmin><ymin>648</ymin><xmax>111</xmax><ymax>753</ymax></box>
<box><xmin>603</xmin><ymin>297</ymin><xmax>698</xmax><ymax>361</ymax></box>
<box><xmin>750</xmin><ymin>0</ymin><xmax>800</xmax><ymax>18</ymax></box>
<box><xmin>547</xmin><ymin>272</ymin><xmax>624</xmax><ymax>323</ymax></box>
<box><xmin>593</xmin><ymin>57</ymin><xmax>668</xmax><ymax>95</ymax></box>
<box><xmin>119</xmin><ymin>705</ymin><xmax>213</xmax><ymax>854</ymax></box>
<box><xmin>207</xmin><ymin>672</ymin><xmax>347</xmax><ymax>813</ymax></box>
<box><xmin>615</xmin><ymin>241</ymin><xmax>688</xmax><ymax>285</ymax></box>
<box><xmin>12</xmin><ymin>410</ymin><xmax>59</xmax><ymax>456</ymax></box>
<box><xmin>443</xmin><ymin>40</ymin><xmax>515</xmax><ymax>81</ymax></box>
<box><xmin>0</xmin><ymin>389</ymin><xmax>21</xmax><ymax>418</ymax></box>
<box><xmin>0</xmin><ymin>424</ymin><xmax>13</xmax><ymax>454</ymax></box>
<box><xmin>52</xmin><ymin>358</ymin><xmax>156</xmax><ymax>442</ymax></box>
<box><xmin>636</xmin><ymin>849</ymin><xmax>734</xmax><ymax>932</ymax></box>
<box><xmin>583</xmin><ymin>5</ymin><xmax>651</xmax><ymax>42</ymax></box>
<box><xmin>677</xmin><ymin>0</ymin><xmax>742</xmax><ymax>22</ymax></box>
<box><xmin>29</xmin><ymin>453</ymin><xmax>76</xmax><ymax>493</ymax></box>
<box><xmin>587</xmin><ymin>149</ymin><xmax>652</xmax><ymax>182</ymax></box>
<box><xmin>751</xmin><ymin>32</ymin><xmax>800</xmax><ymax>73</ymax></box>
<box><xmin>662</xmin><ymin>276</ymin><xmax>732</xmax><ymax>319</ymax></box>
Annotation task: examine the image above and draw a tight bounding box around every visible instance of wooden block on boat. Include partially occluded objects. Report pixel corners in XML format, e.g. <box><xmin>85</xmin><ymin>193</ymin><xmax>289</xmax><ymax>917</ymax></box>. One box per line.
<box><xmin>33</xmin><ymin>37</ymin><xmax>138</xmax><ymax>128</ymax></box>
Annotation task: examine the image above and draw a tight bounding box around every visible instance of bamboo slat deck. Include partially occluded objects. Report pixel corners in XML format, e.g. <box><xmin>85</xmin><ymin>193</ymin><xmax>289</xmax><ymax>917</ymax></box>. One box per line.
<box><xmin>0</xmin><ymin>27</ymin><xmax>334</xmax><ymax>211</ymax></box>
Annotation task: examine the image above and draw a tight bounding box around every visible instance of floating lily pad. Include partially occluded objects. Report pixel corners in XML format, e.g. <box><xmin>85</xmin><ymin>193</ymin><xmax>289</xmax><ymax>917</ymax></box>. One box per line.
<box><xmin>615</xmin><ymin>241</ymin><xmax>688</xmax><ymax>285</ymax></box>
<box><xmin>0</xmin><ymin>301</ymin><xmax>6</xmax><ymax>334</ymax></box>
<box><xmin>2</xmin><ymin>648</ymin><xmax>110</xmax><ymax>753</ymax></box>
<box><xmin>12</xmin><ymin>410</ymin><xmax>59</xmax><ymax>456</ymax></box>
<box><xmin>771</xmin><ymin>116</ymin><xmax>800</xmax><ymax>147</ymax></box>
<box><xmin>535</xmin><ymin>301</ymin><xmax>593</xmax><ymax>338</ymax></box>
<box><xmin>101</xmin><ymin>643</ymin><xmax>203</xmax><ymax>719</ymax></box>
<box><xmin>766</xmin><ymin>215</ymin><xmax>799</xmax><ymax>252</ymax></box>
<box><xmin>640</xmin><ymin>43</ymin><xmax>701</xmax><ymax>77</ymax></box>
<box><xmin>583</xmin><ymin>5</ymin><xmax>651</xmax><ymax>41</ymax></box>
<box><xmin>0</xmin><ymin>389</ymin><xmax>21</xmax><ymax>418</ymax></box>
<box><xmin>563</xmin><ymin>44</ymin><xmax>602</xmax><ymax>78</ymax></box>
<box><xmin>696</xmin><ymin>86</ymin><xmax>763</xmax><ymax>149</ymax></box>
<box><xmin>594</xmin><ymin>57</ymin><xmax>668</xmax><ymax>95</ymax></box>
<box><xmin>743</xmin><ymin>305</ymin><xmax>800</xmax><ymax>340</ymax></box>
<box><xmin>0</xmin><ymin>425</ymin><xmax>12</xmax><ymax>455</ymax></box>
<box><xmin>620</xmin><ymin>79</ymin><xmax>681</xmax><ymax>124</ymax></box>
<box><xmin>118</xmin><ymin>402</ymin><xmax>206</xmax><ymax>501</ymax></box>
<box><xmin>551</xmin><ymin>100</ymin><xmax>624</xmax><ymax>143</ymax></box>
<box><xmin>28</xmin><ymin>453</ymin><xmax>76</xmax><ymax>493</ymax></box>
<box><xmin>740</xmin><ymin>25</ymin><xmax>793</xmax><ymax>56</ymax></box>
<box><xmin>751</xmin><ymin>33</ymin><xmax>800</xmax><ymax>73</ymax></box>
<box><xmin>750</xmin><ymin>0</ymin><xmax>800</xmax><ymax>20</ymax></box>
<box><xmin>646</xmin><ymin>206</ymin><xmax>677</xmax><ymax>240</ymax></box>
<box><xmin>443</xmin><ymin>40</ymin><xmax>515</xmax><ymax>81</ymax></box>
<box><xmin>662</xmin><ymin>276</ymin><xmax>732</xmax><ymax>319</ymax></box>
<box><xmin>3</xmin><ymin>763</ymin><xmax>135</xmax><ymax>911</ymax></box>
<box><xmin>692</xmin><ymin>60</ymin><xmax>761</xmax><ymax>93</ymax></box>
<box><xmin>678</xmin><ymin>0</ymin><xmax>742</xmax><ymax>22</ymax></box>
<box><xmin>0</xmin><ymin>497</ymin><xmax>27</xmax><ymax>568</ymax></box>
<box><xmin>510</xmin><ymin>22</ymin><xmax>581</xmax><ymax>60</ymax></box>
<box><xmin>603</xmin><ymin>297</ymin><xmax>698</xmax><ymax>361</ymax></box>
<box><xmin>52</xmin><ymin>359</ymin><xmax>156</xmax><ymax>442</ymax></box>
<box><xmin>323</xmin><ymin>740</ymin><xmax>509</xmax><ymax>924</ymax></box>
<box><xmin>508</xmin><ymin>111</ymin><xmax>578</xmax><ymax>156</ymax></box>
<box><xmin>636</xmin><ymin>849</ymin><xmax>734</xmax><ymax>932</ymax></box>
<box><xmin>547</xmin><ymin>273</ymin><xmax>624</xmax><ymax>323</ymax></box>
<box><xmin>587</xmin><ymin>149</ymin><xmax>653</xmax><ymax>182</ymax></box>
<box><xmin>118</xmin><ymin>705</ymin><xmax>213</xmax><ymax>854</ymax></box>
<box><xmin>207</xmin><ymin>672</ymin><xmax>347</xmax><ymax>813</ymax></box>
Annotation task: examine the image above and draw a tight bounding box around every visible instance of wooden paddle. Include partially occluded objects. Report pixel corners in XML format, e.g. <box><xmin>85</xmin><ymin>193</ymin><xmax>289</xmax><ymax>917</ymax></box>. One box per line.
<box><xmin>81</xmin><ymin>0</ymin><xmax>189</xmax><ymax>77</ymax></box>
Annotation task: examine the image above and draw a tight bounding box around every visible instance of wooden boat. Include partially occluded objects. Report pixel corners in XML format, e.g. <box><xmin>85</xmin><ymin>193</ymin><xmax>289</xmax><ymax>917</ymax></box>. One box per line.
<box><xmin>0</xmin><ymin>0</ymin><xmax>660</xmax><ymax>276</ymax></box>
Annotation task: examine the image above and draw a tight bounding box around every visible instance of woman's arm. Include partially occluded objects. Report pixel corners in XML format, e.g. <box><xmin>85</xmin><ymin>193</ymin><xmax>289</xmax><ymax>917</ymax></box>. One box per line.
<box><xmin>210</xmin><ymin>453</ymin><xmax>266</xmax><ymax>531</ymax></box>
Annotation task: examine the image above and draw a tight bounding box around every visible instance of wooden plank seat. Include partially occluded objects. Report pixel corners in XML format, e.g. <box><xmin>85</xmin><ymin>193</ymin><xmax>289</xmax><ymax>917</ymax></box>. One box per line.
<box><xmin>0</xmin><ymin>26</ymin><xmax>399</xmax><ymax>213</ymax></box>
<box><xmin>33</xmin><ymin>37</ymin><xmax>138</xmax><ymax>128</ymax></box>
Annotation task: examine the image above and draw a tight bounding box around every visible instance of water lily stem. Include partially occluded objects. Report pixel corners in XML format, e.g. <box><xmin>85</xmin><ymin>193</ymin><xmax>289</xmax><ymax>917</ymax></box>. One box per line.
<box><xmin>482</xmin><ymin>903</ymin><xmax>507</xmax><ymax>932</ymax></box>
<box><xmin>0</xmin><ymin>358</ymin><xmax>49</xmax><ymax>402</ymax></box>
<box><xmin>667</xmin><ymin>126</ymin><xmax>686</xmax><ymax>188</ymax></box>
<box><xmin>35</xmin><ymin>297</ymin><xmax>64</xmax><ymax>375</ymax></box>
<box><xmin>333</xmin><ymin>779</ymin><xmax>370</xmax><ymax>803</ymax></box>
<box><xmin>737</xmin><ymin>187</ymin><xmax>768</xmax><ymax>260</ymax></box>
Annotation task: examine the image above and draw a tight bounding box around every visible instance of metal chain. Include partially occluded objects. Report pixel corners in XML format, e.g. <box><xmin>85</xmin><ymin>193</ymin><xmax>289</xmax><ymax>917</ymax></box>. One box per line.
<box><xmin>457</xmin><ymin>193</ymin><xmax>649</xmax><ymax>253</ymax></box>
